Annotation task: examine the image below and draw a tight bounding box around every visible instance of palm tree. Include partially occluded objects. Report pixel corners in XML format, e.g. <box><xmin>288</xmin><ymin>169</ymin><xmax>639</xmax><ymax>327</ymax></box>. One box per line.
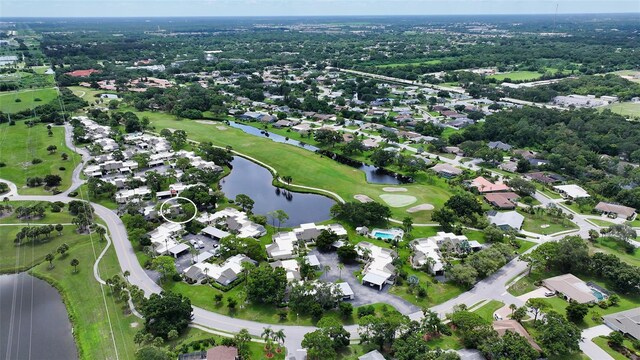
<box><xmin>261</xmin><ymin>327</ymin><xmax>274</xmax><ymax>356</ymax></box>
<box><xmin>273</xmin><ymin>329</ymin><xmax>286</xmax><ymax>352</ymax></box>
<box><xmin>338</xmin><ymin>263</ymin><xmax>345</xmax><ymax>280</ymax></box>
<box><xmin>70</xmin><ymin>258</ymin><xmax>79</xmax><ymax>273</ymax></box>
<box><xmin>509</xmin><ymin>303</ymin><xmax>517</xmax><ymax>317</ymax></box>
<box><xmin>45</xmin><ymin>253</ymin><xmax>55</xmax><ymax>269</ymax></box>
<box><xmin>123</xmin><ymin>270</ymin><xmax>130</xmax><ymax>281</ymax></box>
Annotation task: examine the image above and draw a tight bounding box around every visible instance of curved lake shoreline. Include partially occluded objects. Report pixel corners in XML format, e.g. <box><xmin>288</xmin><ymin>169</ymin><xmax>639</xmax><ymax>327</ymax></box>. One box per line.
<box><xmin>0</xmin><ymin>272</ymin><xmax>78</xmax><ymax>360</ymax></box>
<box><xmin>220</xmin><ymin>156</ymin><xmax>336</xmax><ymax>226</ymax></box>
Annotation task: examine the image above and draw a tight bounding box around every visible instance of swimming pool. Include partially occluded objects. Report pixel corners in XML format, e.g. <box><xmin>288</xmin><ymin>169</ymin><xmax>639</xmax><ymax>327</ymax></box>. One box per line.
<box><xmin>373</xmin><ymin>232</ymin><xmax>395</xmax><ymax>239</ymax></box>
<box><xmin>591</xmin><ymin>288</ymin><xmax>606</xmax><ymax>301</ymax></box>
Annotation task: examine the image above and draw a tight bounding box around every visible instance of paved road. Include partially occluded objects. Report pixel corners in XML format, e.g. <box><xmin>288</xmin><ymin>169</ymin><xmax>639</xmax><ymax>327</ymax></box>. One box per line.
<box><xmin>580</xmin><ymin>325</ymin><xmax>615</xmax><ymax>360</ymax></box>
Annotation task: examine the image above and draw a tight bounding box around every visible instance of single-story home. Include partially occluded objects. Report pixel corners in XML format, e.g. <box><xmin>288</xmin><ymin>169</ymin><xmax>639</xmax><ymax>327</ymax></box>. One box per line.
<box><xmin>201</xmin><ymin>226</ymin><xmax>231</xmax><ymax>241</ymax></box>
<box><xmin>487</xmin><ymin>210</ymin><xmax>525</xmax><ymax>231</ymax></box>
<box><xmin>594</xmin><ymin>202</ymin><xmax>637</xmax><ymax>221</ymax></box>
<box><xmin>470</xmin><ymin>176</ymin><xmax>511</xmax><ymax>193</ymax></box>
<box><xmin>553</xmin><ymin>184</ymin><xmax>590</xmax><ymax>200</ymax></box>
<box><xmin>488</xmin><ymin>141</ymin><xmax>512</xmax><ymax>151</ymax></box>
<box><xmin>410</xmin><ymin>238</ymin><xmax>444</xmax><ymax>276</ymax></box>
<box><xmin>431</xmin><ymin>163</ymin><xmax>463</xmax><ymax>178</ymax></box>
<box><xmin>336</xmin><ymin>282</ymin><xmax>355</xmax><ymax>300</ymax></box>
<box><xmin>484</xmin><ymin>192</ymin><xmax>520</xmax><ymax>209</ymax></box>
<box><xmin>359</xmin><ymin>350</ymin><xmax>386</xmax><ymax>360</ymax></box>
<box><xmin>205</xmin><ymin>345</ymin><xmax>238</xmax><ymax>360</ymax></box>
<box><xmin>493</xmin><ymin>320</ymin><xmax>542</xmax><ymax>352</ymax></box>
<box><xmin>542</xmin><ymin>273</ymin><xmax>599</xmax><ymax>304</ymax></box>
<box><xmin>603</xmin><ymin>308</ymin><xmax>640</xmax><ymax>340</ymax></box>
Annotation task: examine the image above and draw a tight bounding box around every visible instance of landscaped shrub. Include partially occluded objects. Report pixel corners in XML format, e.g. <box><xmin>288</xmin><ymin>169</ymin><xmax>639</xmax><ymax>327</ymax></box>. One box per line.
<box><xmin>68</xmin><ymin>191</ymin><xmax>78</xmax><ymax>197</ymax></box>
<box><xmin>0</xmin><ymin>162</ymin><xmax>5</xmax><ymax>167</ymax></box>
<box><xmin>14</xmin><ymin>98</ymin><xmax>21</xmax><ymax>102</ymax></box>
<box><xmin>59</xmin><ymin>167</ymin><xmax>66</xmax><ymax>171</ymax></box>
<box><xmin>31</xmin><ymin>158</ymin><xmax>42</xmax><ymax>164</ymax></box>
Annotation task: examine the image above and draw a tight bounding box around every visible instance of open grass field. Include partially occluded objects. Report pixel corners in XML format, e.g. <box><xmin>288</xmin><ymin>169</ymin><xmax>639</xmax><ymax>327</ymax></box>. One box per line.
<box><xmin>0</xmin><ymin>122</ymin><xmax>80</xmax><ymax>195</ymax></box>
<box><xmin>488</xmin><ymin>71</ymin><xmax>544</xmax><ymax>82</ymax></box>
<box><xmin>0</xmin><ymin>88</ymin><xmax>58</xmax><ymax>113</ymax></box>
<box><xmin>589</xmin><ymin>218</ymin><xmax>617</xmax><ymax>227</ymax></box>
<box><xmin>603</xmin><ymin>102</ymin><xmax>640</xmax><ymax>118</ymax></box>
<box><xmin>68</xmin><ymin>86</ymin><xmax>117</xmax><ymax>105</ymax></box>
<box><xmin>375</xmin><ymin>59</ymin><xmax>443</xmax><ymax>68</ymax></box>
<box><xmin>0</xmin><ymin>225</ymin><xmax>91</xmax><ymax>273</ymax></box>
<box><xmin>140</xmin><ymin>111</ymin><xmax>454</xmax><ymax>223</ymax></box>
<box><xmin>519</xmin><ymin>210</ymin><xmax>578</xmax><ymax>235</ymax></box>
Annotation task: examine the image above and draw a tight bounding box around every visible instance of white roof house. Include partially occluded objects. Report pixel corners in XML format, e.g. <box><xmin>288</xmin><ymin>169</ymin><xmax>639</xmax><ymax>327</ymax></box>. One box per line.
<box><xmin>271</xmin><ymin>259</ymin><xmax>301</xmax><ymax>282</ymax></box>
<box><xmin>553</xmin><ymin>184</ymin><xmax>590</xmax><ymax>199</ymax></box>
<box><xmin>488</xmin><ymin>211</ymin><xmax>525</xmax><ymax>230</ymax></box>
<box><xmin>336</xmin><ymin>282</ymin><xmax>355</xmax><ymax>300</ymax></box>
<box><xmin>293</xmin><ymin>223</ymin><xmax>347</xmax><ymax>242</ymax></box>
<box><xmin>115</xmin><ymin>187</ymin><xmax>152</xmax><ymax>203</ymax></box>
<box><xmin>197</xmin><ymin>208</ymin><xmax>266</xmax><ymax>238</ymax></box>
<box><xmin>184</xmin><ymin>254</ymin><xmax>254</xmax><ymax>286</ymax></box>
<box><xmin>266</xmin><ymin>232</ymin><xmax>298</xmax><ymax>260</ymax></box>
<box><xmin>410</xmin><ymin>238</ymin><xmax>444</xmax><ymax>275</ymax></box>
<box><xmin>357</xmin><ymin>242</ymin><xmax>396</xmax><ymax>290</ymax></box>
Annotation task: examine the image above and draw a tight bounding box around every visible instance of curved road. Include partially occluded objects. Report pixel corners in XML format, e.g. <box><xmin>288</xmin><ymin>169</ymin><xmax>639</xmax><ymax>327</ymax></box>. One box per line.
<box><xmin>0</xmin><ymin>125</ymin><xmax>604</xmax><ymax>359</ymax></box>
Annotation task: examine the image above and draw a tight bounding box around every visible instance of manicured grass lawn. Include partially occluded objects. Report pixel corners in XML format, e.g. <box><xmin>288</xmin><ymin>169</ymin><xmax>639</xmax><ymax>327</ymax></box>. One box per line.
<box><xmin>141</xmin><ymin>112</ymin><xmax>454</xmax><ymax>223</ymax></box>
<box><xmin>0</xmin><ymin>225</ymin><xmax>91</xmax><ymax>273</ymax></box>
<box><xmin>68</xmin><ymin>86</ymin><xmax>117</xmax><ymax>105</ymax></box>
<box><xmin>519</xmin><ymin>210</ymin><xmax>578</xmax><ymax>235</ymax></box>
<box><xmin>489</xmin><ymin>71</ymin><xmax>544</xmax><ymax>82</ymax></box>
<box><xmin>508</xmin><ymin>269</ymin><xmax>562</xmax><ymax>297</ymax></box>
<box><xmin>0</xmin><ymin>88</ymin><xmax>58</xmax><ymax>113</ymax></box>
<box><xmin>590</xmin><ymin>237</ymin><xmax>640</xmax><ymax>267</ymax></box>
<box><xmin>592</xmin><ymin>336</ymin><xmax>638</xmax><ymax>360</ymax></box>
<box><xmin>590</xmin><ymin>218</ymin><xmax>617</xmax><ymax>227</ymax></box>
<box><xmin>515</xmin><ymin>239</ymin><xmax>537</xmax><ymax>254</ymax></box>
<box><xmin>164</xmin><ymin>280</ymin><xmax>344</xmax><ymax>326</ymax></box>
<box><xmin>388</xmin><ymin>264</ymin><xmax>466</xmax><ymax>308</ymax></box>
<box><xmin>563</xmin><ymin>201</ymin><xmax>594</xmax><ymax>215</ymax></box>
<box><xmin>473</xmin><ymin>300</ymin><xmax>504</xmax><ymax>322</ymax></box>
<box><xmin>535</xmin><ymin>184</ymin><xmax>563</xmax><ymax>200</ymax></box>
<box><xmin>0</xmin><ymin>122</ymin><xmax>81</xmax><ymax>194</ymax></box>
<box><xmin>77</xmin><ymin>183</ymin><xmax>119</xmax><ymax>210</ymax></box>
<box><xmin>603</xmin><ymin>102</ymin><xmax>640</xmax><ymax>118</ymax></box>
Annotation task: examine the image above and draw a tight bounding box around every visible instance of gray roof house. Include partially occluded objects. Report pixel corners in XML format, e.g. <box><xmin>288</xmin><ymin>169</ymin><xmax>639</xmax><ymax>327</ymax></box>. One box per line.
<box><xmin>359</xmin><ymin>350</ymin><xmax>386</xmax><ymax>360</ymax></box>
<box><xmin>488</xmin><ymin>141</ymin><xmax>512</xmax><ymax>151</ymax></box>
<box><xmin>487</xmin><ymin>210</ymin><xmax>525</xmax><ymax>231</ymax></box>
<box><xmin>603</xmin><ymin>308</ymin><xmax>640</xmax><ymax>340</ymax></box>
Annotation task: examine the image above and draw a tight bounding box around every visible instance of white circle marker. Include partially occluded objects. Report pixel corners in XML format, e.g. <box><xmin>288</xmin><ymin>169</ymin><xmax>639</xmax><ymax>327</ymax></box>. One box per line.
<box><xmin>159</xmin><ymin>196</ymin><xmax>198</xmax><ymax>224</ymax></box>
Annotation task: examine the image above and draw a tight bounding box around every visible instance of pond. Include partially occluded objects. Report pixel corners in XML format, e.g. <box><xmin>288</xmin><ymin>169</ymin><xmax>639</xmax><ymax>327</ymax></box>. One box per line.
<box><xmin>219</xmin><ymin>156</ymin><xmax>336</xmax><ymax>226</ymax></box>
<box><xmin>228</xmin><ymin>121</ymin><xmax>402</xmax><ymax>185</ymax></box>
<box><xmin>0</xmin><ymin>272</ymin><xmax>78</xmax><ymax>360</ymax></box>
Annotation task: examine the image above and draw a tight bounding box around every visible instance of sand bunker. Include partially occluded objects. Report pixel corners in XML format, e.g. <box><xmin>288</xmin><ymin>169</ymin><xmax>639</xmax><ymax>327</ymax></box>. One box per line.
<box><xmin>379</xmin><ymin>194</ymin><xmax>417</xmax><ymax>208</ymax></box>
<box><xmin>406</xmin><ymin>204</ymin><xmax>435</xmax><ymax>213</ymax></box>
<box><xmin>354</xmin><ymin>194</ymin><xmax>373</xmax><ymax>203</ymax></box>
<box><xmin>196</xmin><ymin>120</ymin><xmax>218</xmax><ymax>125</ymax></box>
<box><xmin>382</xmin><ymin>187</ymin><xmax>408</xmax><ymax>192</ymax></box>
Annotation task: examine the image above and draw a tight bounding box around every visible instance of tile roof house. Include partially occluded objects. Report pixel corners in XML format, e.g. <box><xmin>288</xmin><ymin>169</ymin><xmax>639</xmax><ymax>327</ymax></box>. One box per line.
<box><xmin>603</xmin><ymin>308</ymin><xmax>640</xmax><ymax>340</ymax></box>
<box><xmin>206</xmin><ymin>346</ymin><xmax>238</xmax><ymax>360</ymax></box>
<box><xmin>484</xmin><ymin>192</ymin><xmax>520</xmax><ymax>209</ymax></box>
<box><xmin>431</xmin><ymin>163</ymin><xmax>463</xmax><ymax>178</ymax></box>
<box><xmin>470</xmin><ymin>176</ymin><xmax>511</xmax><ymax>193</ymax></box>
<box><xmin>594</xmin><ymin>202</ymin><xmax>637</xmax><ymax>221</ymax></box>
<box><xmin>543</xmin><ymin>273</ymin><xmax>598</xmax><ymax>304</ymax></box>
<box><xmin>493</xmin><ymin>320</ymin><xmax>542</xmax><ymax>352</ymax></box>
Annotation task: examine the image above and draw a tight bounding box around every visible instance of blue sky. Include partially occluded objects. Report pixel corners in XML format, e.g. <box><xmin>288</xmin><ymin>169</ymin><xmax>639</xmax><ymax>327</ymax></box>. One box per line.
<box><xmin>1</xmin><ymin>0</ymin><xmax>638</xmax><ymax>17</ymax></box>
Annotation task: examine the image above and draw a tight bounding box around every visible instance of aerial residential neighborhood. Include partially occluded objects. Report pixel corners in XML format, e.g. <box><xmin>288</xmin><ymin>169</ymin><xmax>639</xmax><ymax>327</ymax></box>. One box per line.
<box><xmin>1</xmin><ymin>3</ymin><xmax>640</xmax><ymax>360</ymax></box>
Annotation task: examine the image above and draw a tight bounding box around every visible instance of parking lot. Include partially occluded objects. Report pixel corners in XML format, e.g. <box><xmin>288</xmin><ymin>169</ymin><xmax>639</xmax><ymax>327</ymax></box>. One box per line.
<box><xmin>175</xmin><ymin>234</ymin><xmax>220</xmax><ymax>272</ymax></box>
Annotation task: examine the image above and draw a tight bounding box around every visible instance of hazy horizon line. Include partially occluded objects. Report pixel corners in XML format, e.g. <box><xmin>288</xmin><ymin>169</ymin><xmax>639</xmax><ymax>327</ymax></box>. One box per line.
<box><xmin>1</xmin><ymin>12</ymin><xmax>638</xmax><ymax>19</ymax></box>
